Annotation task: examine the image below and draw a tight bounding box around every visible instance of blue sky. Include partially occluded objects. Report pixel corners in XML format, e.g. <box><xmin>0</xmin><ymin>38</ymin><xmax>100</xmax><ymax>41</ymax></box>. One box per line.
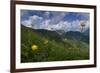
<box><xmin>21</xmin><ymin>10</ymin><xmax>90</xmax><ymax>32</ymax></box>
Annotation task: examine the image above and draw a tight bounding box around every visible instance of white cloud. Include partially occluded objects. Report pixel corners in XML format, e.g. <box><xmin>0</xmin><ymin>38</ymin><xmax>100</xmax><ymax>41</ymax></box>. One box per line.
<box><xmin>50</xmin><ymin>12</ymin><xmax>67</xmax><ymax>24</ymax></box>
<box><xmin>40</xmin><ymin>19</ymin><xmax>51</xmax><ymax>30</ymax></box>
<box><xmin>22</xmin><ymin>15</ymin><xmax>43</xmax><ymax>29</ymax></box>
<box><xmin>22</xmin><ymin>13</ymin><xmax>89</xmax><ymax>32</ymax></box>
<box><xmin>44</xmin><ymin>11</ymin><xmax>50</xmax><ymax>19</ymax></box>
<box><xmin>21</xmin><ymin>20</ymin><xmax>32</xmax><ymax>28</ymax></box>
<box><xmin>29</xmin><ymin>15</ymin><xmax>43</xmax><ymax>20</ymax></box>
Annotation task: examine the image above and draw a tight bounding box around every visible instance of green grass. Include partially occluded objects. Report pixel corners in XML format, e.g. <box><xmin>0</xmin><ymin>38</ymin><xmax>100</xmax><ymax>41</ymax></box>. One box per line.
<box><xmin>21</xmin><ymin>25</ymin><xmax>89</xmax><ymax>63</ymax></box>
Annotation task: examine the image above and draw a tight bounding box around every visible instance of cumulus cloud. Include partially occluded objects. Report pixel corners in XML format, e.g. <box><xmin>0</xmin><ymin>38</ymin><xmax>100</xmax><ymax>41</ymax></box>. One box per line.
<box><xmin>43</xmin><ymin>11</ymin><xmax>50</xmax><ymax>19</ymax></box>
<box><xmin>22</xmin><ymin>15</ymin><xmax>43</xmax><ymax>29</ymax></box>
<box><xmin>50</xmin><ymin>12</ymin><xmax>67</xmax><ymax>24</ymax></box>
<box><xmin>21</xmin><ymin>11</ymin><xmax>89</xmax><ymax>32</ymax></box>
<box><xmin>29</xmin><ymin>15</ymin><xmax>43</xmax><ymax>28</ymax></box>
<box><xmin>21</xmin><ymin>20</ymin><xmax>32</xmax><ymax>28</ymax></box>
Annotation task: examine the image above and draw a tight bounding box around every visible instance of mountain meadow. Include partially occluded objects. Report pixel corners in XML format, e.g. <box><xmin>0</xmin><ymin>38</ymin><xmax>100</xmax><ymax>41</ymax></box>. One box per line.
<box><xmin>21</xmin><ymin>25</ymin><xmax>89</xmax><ymax>63</ymax></box>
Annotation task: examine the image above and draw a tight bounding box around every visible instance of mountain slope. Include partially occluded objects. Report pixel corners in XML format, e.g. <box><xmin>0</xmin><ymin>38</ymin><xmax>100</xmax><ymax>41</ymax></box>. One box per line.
<box><xmin>65</xmin><ymin>31</ymin><xmax>89</xmax><ymax>43</ymax></box>
<box><xmin>21</xmin><ymin>25</ymin><xmax>89</xmax><ymax>62</ymax></box>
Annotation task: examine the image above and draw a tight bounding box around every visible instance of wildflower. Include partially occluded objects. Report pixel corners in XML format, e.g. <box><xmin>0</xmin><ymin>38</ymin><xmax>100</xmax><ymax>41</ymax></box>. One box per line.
<box><xmin>31</xmin><ymin>44</ymin><xmax>38</xmax><ymax>51</ymax></box>
<box><xmin>80</xmin><ymin>20</ymin><xmax>86</xmax><ymax>32</ymax></box>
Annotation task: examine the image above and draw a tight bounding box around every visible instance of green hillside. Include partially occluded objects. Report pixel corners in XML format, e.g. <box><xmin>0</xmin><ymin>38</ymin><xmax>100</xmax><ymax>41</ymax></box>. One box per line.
<box><xmin>21</xmin><ymin>25</ymin><xmax>89</xmax><ymax>63</ymax></box>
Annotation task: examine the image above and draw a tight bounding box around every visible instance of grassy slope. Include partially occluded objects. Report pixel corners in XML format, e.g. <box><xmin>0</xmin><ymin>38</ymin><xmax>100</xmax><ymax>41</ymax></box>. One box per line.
<box><xmin>21</xmin><ymin>25</ymin><xmax>89</xmax><ymax>63</ymax></box>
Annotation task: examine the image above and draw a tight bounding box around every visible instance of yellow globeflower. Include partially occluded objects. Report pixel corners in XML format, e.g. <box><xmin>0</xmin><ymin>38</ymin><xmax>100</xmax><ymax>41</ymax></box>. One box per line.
<box><xmin>44</xmin><ymin>39</ymin><xmax>48</xmax><ymax>44</ymax></box>
<box><xmin>31</xmin><ymin>44</ymin><xmax>38</xmax><ymax>51</ymax></box>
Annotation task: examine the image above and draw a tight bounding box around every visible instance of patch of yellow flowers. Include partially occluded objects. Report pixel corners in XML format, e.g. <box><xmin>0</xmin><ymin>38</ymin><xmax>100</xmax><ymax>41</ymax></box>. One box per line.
<box><xmin>31</xmin><ymin>39</ymin><xmax>49</xmax><ymax>51</ymax></box>
<box><xmin>31</xmin><ymin>44</ymin><xmax>38</xmax><ymax>51</ymax></box>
